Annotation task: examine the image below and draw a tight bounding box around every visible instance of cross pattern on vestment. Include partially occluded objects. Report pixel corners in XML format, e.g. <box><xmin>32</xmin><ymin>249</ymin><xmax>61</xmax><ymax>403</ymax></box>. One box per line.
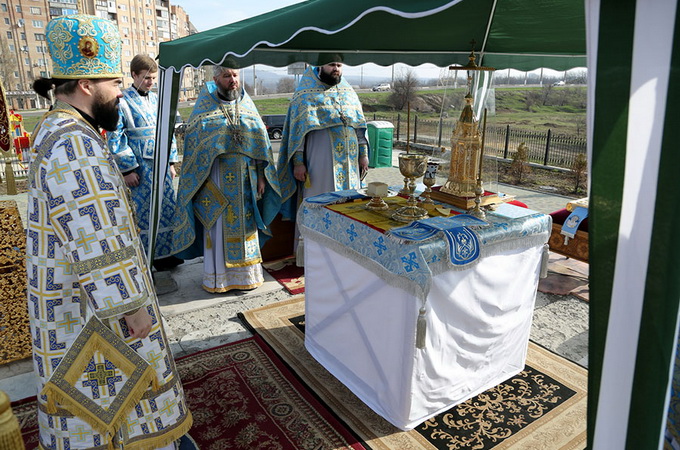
<box><xmin>50</xmin><ymin>160</ymin><xmax>71</xmax><ymax>184</ymax></box>
<box><xmin>159</xmin><ymin>399</ymin><xmax>175</xmax><ymax>418</ymax></box>
<box><xmin>75</xmin><ymin>228</ymin><xmax>97</xmax><ymax>253</ymax></box>
<box><xmin>57</xmin><ymin>311</ymin><xmax>79</xmax><ymax>334</ymax></box>
<box><xmin>225</xmin><ymin>172</ymin><xmax>236</xmax><ymax>183</ymax></box>
<box><xmin>200</xmin><ymin>197</ymin><xmax>211</xmax><ymax>208</ymax></box>
<box><xmin>88</xmin><ymin>363</ymin><xmax>116</xmax><ymax>387</ymax></box>
<box><xmin>126</xmin><ymin>417</ymin><xmax>140</xmax><ymax>433</ymax></box>
<box><xmin>70</xmin><ymin>425</ymin><xmax>92</xmax><ymax>441</ymax></box>
<box><xmin>335</xmin><ymin>141</ymin><xmax>344</xmax><ymax>155</ymax></box>
<box><xmin>146</xmin><ymin>350</ymin><xmax>163</xmax><ymax>369</ymax></box>
<box><xmin>226</xmin><ymin>205</ymin><xmax>237</xmax><ymax>225</ymax></box>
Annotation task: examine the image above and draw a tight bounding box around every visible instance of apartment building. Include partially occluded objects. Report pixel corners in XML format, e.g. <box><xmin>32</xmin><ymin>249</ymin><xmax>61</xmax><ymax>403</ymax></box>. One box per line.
<box><xmin>0</xmin><ymin>0</ymin><xmax>199</xmax><ymax>110</ymax></box>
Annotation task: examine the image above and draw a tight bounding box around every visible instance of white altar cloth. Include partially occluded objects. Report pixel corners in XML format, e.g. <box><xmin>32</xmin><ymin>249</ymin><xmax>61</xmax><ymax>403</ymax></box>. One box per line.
<box><xmin>300</xmin><ymin>199</ymin><xmax>549</xmax><ymax>430</ymax></box>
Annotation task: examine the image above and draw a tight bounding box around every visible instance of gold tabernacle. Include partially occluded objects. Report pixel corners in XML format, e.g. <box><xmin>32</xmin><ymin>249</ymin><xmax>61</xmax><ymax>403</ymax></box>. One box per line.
<box><xmin>437</xmin><ymin>40</ymin><xmax>496</xmax><ymax>211</ymax></box>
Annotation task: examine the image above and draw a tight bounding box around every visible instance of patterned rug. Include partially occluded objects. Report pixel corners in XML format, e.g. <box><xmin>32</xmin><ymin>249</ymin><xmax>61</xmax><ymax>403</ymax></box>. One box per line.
<box><xmin>262</xmin><ymin>256</ymin><xmax>305</xmax><ymax>294</ymax></box>
<box><xmin>12</xmin><ymin>336</ymin><xmax>365</xmax><ymax>450</ymax></box>
<box><xmin>241</xmin><ymin>296</ymin><xmax>588</xmax><ymax>449</ymax></box>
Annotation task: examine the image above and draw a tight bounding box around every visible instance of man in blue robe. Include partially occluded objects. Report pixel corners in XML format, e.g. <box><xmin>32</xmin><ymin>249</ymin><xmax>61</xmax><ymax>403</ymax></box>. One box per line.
<box><xmin>172</xmin><ymin>67</ymin><xmax>281</xmax><ymax>293</ymax></box>
<box><xmin>277</xmin><ymin>61</ymin><xmax>369</xmax><ymax>264</ymax></box>
<box><xmin>107</xmin><ymin>54</ymin><xmax>183</xmax><ymax>271</ymax></box>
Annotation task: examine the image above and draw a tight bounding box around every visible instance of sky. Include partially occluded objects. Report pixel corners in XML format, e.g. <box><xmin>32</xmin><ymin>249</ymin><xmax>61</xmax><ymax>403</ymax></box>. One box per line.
<box><xmin>172</xmin><ymin>0</ymin><xmax>305</xmax><ymax>33</ymax></box>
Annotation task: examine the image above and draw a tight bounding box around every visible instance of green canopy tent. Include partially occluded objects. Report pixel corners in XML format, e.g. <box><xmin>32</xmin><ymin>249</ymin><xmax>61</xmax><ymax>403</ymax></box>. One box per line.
<box><xmin>151</xmin><ymin>0</ymin><xmax>587</xmax><ymax>263</ymax></box>
<box><xmin>151</xmin><ymin>1</ymin><xmax>680</xmax><ymax>448</ymax></box>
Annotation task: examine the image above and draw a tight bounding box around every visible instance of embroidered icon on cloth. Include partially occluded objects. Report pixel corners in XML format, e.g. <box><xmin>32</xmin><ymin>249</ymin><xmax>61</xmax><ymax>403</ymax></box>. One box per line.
<box><xmin>41</xmin><ymin>315</ymin><xmax>158</xmax><ymax>442</ymax></box>
<box><xmin>193</xmin><ymin>178</ymin><xmax>229</xmax><ymax>230</ymax></box>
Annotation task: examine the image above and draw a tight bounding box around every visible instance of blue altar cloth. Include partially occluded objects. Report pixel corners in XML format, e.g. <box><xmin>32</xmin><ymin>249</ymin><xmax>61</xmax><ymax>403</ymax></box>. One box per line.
<box><xmin>298</xmin><ymin>190</ymin><xmax>552</xmax><ymax>300</ymax></box>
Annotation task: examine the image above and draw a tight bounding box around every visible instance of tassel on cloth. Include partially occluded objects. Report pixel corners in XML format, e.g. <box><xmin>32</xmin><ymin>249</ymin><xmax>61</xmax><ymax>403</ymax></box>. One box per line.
<box><xmin>206</xmin><ymin>233</ymin><xmax>212</xmax><ymax>250</ymax></box>
<box><xmin>540</xmin><ymin>243</ymin><xmax>549</xmax><ymax>278</ymax></box>
<box><xmin>416</xmin><ymin>306</ymin><xmax>427</xmax><ymax>349</ymax></box>
<box><xmin>0</xmin><ymin>391</ymin><xmax>25</xmax><ymax>450</ymax></box>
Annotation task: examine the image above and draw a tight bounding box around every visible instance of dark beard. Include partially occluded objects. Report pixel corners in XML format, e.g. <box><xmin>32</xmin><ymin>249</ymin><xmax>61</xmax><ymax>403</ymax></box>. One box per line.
<box><xmin>92</xmin><ymin>94</ymin><xmax>120</xmax><ymax>131</ymax></box>
<box><xmin>319</xmin><ymin>70</ymin><xmax>341</xmax><ymax>86</ymax></box>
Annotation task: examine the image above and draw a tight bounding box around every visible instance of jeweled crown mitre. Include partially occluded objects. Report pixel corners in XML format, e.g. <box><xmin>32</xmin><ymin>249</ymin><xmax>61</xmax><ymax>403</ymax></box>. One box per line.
<box><xmin>46</xmin><ymin>14</ymin><xmax>123</xmax><ymax>79</ymax></box>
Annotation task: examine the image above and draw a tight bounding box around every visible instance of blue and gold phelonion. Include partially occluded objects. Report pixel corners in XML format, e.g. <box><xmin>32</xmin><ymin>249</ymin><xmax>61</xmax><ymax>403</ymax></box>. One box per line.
<box><xmin>46</xmin><ymin>14</ymin><xmax>123</xmax><ymax>79</ymax></box>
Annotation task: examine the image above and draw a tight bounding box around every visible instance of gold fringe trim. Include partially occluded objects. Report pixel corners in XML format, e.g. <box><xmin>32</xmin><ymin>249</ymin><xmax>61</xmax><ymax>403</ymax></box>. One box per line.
<box><xmin>206</xmin><ymin>233</ymin><xmax>212</xmax><ymax>249</ymax></box>
<box><xmin>202</xmin><ymin>279</ymin><xmax>263</xmax><ymax>293</ymax></box>
<box><xmin>41</xmin><ymin>364</ymin><xmax>158</xmax><ymax>443</ymax></box>
<box><xmin>224</xmin><ymin>258</ymin><xmax>262</xmax><ymax>269</ymax></box>
<box><xmin>0</xmin><ymin>405</ymin><xmax>25</xmax><ymax>450</ymax></box>
<box><xmin>125</xmin><ymin>410</ymin><xmax>193</xmax><ymax>450</ymax></box>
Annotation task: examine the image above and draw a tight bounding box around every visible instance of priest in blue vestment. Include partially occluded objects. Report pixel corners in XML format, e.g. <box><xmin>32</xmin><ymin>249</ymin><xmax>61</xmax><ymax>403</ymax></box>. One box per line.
<box><xmin>277</xmin><ymin>61</ymin><xmax>369</xmax><ymax>264</ymax></box>
<box><xmin>107</xmin><ymin>54</ymin><xmax>183</xmax><ymax>271</ymax></box>
<box><xmin>172</xmin><ymin>67</ymin><xmax>282</xmax><ymax>293</ymax></box>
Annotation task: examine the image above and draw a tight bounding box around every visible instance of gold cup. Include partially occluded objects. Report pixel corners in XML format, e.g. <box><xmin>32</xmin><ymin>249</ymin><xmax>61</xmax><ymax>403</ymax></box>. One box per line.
<box><xmin>393</xmin><ymin>153</ymin><xmax>429</xmax><ymax>222</ymax></box>
<box><xmin>422</xmin><ymin>160</ymin><xmax>439</xmax><ymax>204</ymax></box>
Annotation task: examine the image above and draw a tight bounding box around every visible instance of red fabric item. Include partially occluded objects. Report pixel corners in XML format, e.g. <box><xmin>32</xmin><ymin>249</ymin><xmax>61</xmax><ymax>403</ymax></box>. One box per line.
<box><xmin>264</xmin><ymin>260</ymin><xmax>305</xmax><ymax>294</ymax></box>
<box><xmin>13</xmin><ymin>336</ymin><xmax>365</xmax><ymax>449</ymax></box>
<box><xmin>508</xmin><ymin>199</ymin><xmax>528</xmax><ymax>208</ymax></box>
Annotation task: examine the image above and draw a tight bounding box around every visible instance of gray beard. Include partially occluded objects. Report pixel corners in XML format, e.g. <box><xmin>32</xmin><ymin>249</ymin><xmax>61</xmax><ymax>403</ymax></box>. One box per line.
<box><xmin>218</xmin><ymin>87</ymin><xmax>239</xmax><ymax>101</ymax></box>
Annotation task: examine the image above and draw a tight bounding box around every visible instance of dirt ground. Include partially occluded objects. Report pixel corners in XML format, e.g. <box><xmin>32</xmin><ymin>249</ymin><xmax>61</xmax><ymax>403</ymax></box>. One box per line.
<box><xmin>496</xmin><ymin>161</ymin><xmax>587</xmax><ymax>198</ymax></box>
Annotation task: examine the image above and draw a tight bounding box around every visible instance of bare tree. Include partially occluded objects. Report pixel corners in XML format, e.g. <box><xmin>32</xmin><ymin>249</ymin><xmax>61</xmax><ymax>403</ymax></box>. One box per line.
<box><xmin>276</xmin><ymin>77</ymin><xmax>296</xmax><ymax>93</ymax></box>
<box><xmin>0</xmin><ymin>37</ymin><xmax>17</xmax><ymax>91</ymax></box>
<box><xmin>243</xmin><ymin>82</ymin><xmax>255</xmax><ymax>96</ymax></box>
<box><xmin>388</xmin><ymin>69</ymin><xmax>419</xmax><ymax>111</ymax></box>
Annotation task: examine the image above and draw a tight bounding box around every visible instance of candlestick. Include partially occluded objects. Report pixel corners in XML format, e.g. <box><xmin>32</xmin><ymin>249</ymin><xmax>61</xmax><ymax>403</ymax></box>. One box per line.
<box><xmin>478</xmin><ymin>108</ymin><xmax>487</xmax><ymax>180</ymax></box>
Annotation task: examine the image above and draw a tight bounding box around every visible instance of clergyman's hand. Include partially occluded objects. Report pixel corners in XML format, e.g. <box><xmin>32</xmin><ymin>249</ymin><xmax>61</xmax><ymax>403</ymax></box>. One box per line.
<box><xmin>169</xmin><ymin>164</ymin><xmax>177</xmax><ymax>179</ymax></box>
<box><xmin>359</xmin><ymin>156</ymin><xmax>369</xmax><ymax>180</ymax></box>
<box><xmin>124</xmin><ymin>172</ymin><xmax>140</xmax><ymax>187</ymax></box>
<box><xmin>294</xmin><ymin>164</ymin><xmax>307</xmax><ymax>182</ymax></box>
<box><xmin>124</xmin><ymin>307</ymin><xmax>152</xmax><ymax>339</ymax></box>
<box><xmin>257</xmin><ymin>176</ymin><xmax>266</xmax><ymax>197</ymax></box>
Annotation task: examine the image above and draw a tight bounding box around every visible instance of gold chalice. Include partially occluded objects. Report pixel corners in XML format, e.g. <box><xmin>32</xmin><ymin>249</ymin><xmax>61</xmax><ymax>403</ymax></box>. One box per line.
<box><xmin>393</xmin><ymin>153</ymin><xmax>429</xmax><ymax>223</ymax></box>
<box><xmin>422</xmin><ymin>160</ymin><xmax>439</xmax><ymax>204</ymax></box>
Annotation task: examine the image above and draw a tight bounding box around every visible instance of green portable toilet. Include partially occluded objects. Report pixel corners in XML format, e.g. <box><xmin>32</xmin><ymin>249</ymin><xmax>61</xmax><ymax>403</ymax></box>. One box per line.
<box><xmin>366</xmin><ymin>121</ymin><xmax>394</xmax><ymax>168</ymax></box>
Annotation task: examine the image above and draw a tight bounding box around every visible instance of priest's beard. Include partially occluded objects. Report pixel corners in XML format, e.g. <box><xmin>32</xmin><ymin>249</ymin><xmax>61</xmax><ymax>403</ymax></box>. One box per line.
<box><xmin>319</xmin><ymin>69</ymin><xmax>341</xmax><ymax>86</ymax></box>
<box><xmin>218</xmin><ymin>87</ymin><xmax>239</xmax><ymax>101</ymax></box>
<box><xmin>92</xmin><ymin>93</ymin><xmax>120</xmax><ymax>131</ymax></box>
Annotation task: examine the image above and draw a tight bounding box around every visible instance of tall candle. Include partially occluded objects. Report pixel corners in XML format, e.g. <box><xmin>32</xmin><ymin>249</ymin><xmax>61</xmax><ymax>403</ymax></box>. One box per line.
<box><xmin>478</xmin><ymin>108</ymin><xmax>487</xmax><ymax>179</ymax></box>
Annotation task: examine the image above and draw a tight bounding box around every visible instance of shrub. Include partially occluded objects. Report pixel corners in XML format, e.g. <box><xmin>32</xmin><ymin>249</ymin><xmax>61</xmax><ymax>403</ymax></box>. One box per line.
<box><xmin>571</xmin><ymin>153</ymin><xmax>588</xmax><ymax>193</ymax></box>
<box><xmin>510</xmin><ymin>142</ymin><xmax>531</xmax><ymax>183</ymax></box>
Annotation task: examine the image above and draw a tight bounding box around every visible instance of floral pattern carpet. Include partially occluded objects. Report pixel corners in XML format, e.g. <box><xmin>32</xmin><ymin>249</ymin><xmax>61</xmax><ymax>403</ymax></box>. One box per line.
<box><xmin>241</xmin><ymin>296</ymin><xmax>588</xmax><ymax>449</ymax></box>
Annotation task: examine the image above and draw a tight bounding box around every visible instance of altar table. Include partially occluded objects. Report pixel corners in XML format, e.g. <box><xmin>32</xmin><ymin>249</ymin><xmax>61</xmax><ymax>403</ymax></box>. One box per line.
<box><xmin>299</xmin><ymin>192</ymin><xmax>552</xmax><ymax>430</ymax></box>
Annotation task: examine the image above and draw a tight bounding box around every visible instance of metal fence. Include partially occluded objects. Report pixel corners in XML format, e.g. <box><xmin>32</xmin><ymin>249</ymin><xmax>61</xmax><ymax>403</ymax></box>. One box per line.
<box><xmin>0</xmin><ymin>154</ymin><xmax>28</xmax><ymax>180</ymax></box>
<box><xmin>367</xmin><ymin>113</ymin><xmax>587</xmax><ymax>170</ymax></box>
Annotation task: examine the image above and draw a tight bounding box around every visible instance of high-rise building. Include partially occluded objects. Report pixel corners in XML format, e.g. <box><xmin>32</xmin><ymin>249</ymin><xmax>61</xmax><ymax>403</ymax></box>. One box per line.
<box><xmin>0</xmin><ymin>0</ymin><xmax>198</xmax><ymax>109</ymax></box>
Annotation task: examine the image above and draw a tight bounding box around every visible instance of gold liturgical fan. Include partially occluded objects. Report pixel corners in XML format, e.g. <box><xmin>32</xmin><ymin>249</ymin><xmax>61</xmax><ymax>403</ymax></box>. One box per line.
<box><xmin>431</xmin><ymin>41</ymin><xmax>496</xmax><ymax>217</ymax></box>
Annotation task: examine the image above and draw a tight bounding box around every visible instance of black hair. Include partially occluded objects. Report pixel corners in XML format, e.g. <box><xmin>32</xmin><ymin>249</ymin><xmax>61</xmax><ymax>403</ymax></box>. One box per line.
<box><xmin>32</xmin><ymin>78</ymin><xmax>79</xmax><ymax>100</ymax></box>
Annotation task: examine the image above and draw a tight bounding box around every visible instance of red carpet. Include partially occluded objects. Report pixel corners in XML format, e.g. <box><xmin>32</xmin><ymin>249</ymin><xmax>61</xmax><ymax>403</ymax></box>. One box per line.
<box><xmin>12</xmin><ymin>336</ymin><xmax>364</xmax><ymax>450</ymax></box>
<box><xmin>263</xmin><ymin>256</ymin><xmax>305</xmax><ymax>294</ymax></box>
